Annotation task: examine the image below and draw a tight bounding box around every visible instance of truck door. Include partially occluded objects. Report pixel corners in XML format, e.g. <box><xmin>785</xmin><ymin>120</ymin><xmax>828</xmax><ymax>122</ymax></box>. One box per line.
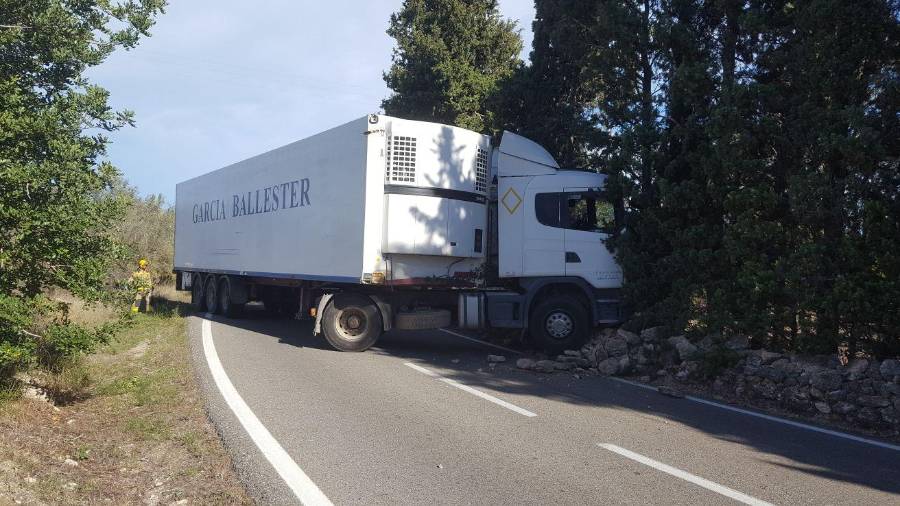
<box><xmin>562</xmin><ymin>188</ymin><xmax>620</xmax><ymax>288</ymax></box>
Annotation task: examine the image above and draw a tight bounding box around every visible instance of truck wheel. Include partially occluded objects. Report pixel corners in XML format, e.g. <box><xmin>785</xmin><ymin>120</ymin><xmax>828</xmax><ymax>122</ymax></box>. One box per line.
<box><xmin>395</xmin><ymin>309</ymin><xmax>451</xmax><ymax>330</ymax></box>
<box><xmin>204</xmin><ymin>276</ymin><xmax>220</xmax><ymax>314</ymax></box>
<box><xmin>191</xmin><ymin>277</ymin><xmax>207</xmax><ymax>312</ymax></box>
<box><xmin>528</xmin><ymin>296</ymin><xmax>589</xmax><ymax>354</ymax></box>
<box><xmin>322</xmin><ymin>294</ymin><xmax>382</xmax><ymax>352</ymax></box>
<box><xmin>218</xmin><ymin>278</ymin><xmax>243</xmax><ymax>318</ymax></box>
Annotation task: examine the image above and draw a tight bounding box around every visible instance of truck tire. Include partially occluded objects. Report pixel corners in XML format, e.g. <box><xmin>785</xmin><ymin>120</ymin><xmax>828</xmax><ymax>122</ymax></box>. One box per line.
<box><xmin>204</xmin><ymin>276</ymin><xmax>220</xmax><ymax>315</ymax></box>
<box><xmin>395</xmin><ymin>309</ymin><xmax>451</xmax><ymax>330</ymax></box>
<box><xmin>321</xmin><ymin>294</ymin><xmax>382</xmax><ymax>352</ymax></box>
<box><xmin>528</xmin><ymin>296</ymin><xmax>589</xmax><ymax>354</ymax></box>
<box><xmin>218</xmin><ymin>277</ymin><xmax>243</xmax><ymax>318</ymax></box>
<box><xmin>191</xmin><ymin>277</ymin><xmax>207</xmax><ymax>312</ymax></box>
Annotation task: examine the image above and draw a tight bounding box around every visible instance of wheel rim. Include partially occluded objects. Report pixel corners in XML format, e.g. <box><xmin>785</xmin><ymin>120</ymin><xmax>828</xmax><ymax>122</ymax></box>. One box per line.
<box><xmin>336</xmin><ymin>308</ymin><xmax>368</xmax><ymax>341</ymax></box>
<box><xmin>545</xmin><ymin>311</ymin><xmax>574</xmax><ymax>339</ymax></box>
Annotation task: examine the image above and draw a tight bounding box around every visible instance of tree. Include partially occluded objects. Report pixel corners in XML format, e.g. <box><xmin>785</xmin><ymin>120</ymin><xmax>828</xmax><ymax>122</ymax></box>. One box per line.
<box><xmin>0</xmin><ymin>0</ymin><xmax>165</xmax><ymax>379</ymax></box>
<box><xmin>382</xmin><ymin>0</ymin><xmax>522</xmax><ymax>132</ymax></box>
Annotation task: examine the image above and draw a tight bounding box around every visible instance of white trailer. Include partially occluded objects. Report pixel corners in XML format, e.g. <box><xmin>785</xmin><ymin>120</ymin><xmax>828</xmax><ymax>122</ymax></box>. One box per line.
<box><xmin>174</xmin><ymin>114</ymin><xmax>623</xmax><ymax>352</ymax></box>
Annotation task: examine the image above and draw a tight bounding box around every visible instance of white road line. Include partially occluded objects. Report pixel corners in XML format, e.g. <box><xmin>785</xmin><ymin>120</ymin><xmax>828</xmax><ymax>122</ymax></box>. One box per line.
<box><xmin>439</xmin><ymin>328</ymin><xmax>522</xmax><ymax>355</ymax></box>
<box><xmin>404</xmin><ymin>362</ymin><xmax>537</xmax><ymax>417</ymax></box>
<box><xmin>201</xmin><ymin>318</ymin><xmax>333</xmax><ymax>506</ymax></box>
<box><xmin>608</xmin><ymin>377</ymin><xmax>900</xmax><ymax>452</ymax></box>
<box><xmin>599</xmin><ymin>444</ymin><xmax>774</xmax><ymax>506</ymax></box>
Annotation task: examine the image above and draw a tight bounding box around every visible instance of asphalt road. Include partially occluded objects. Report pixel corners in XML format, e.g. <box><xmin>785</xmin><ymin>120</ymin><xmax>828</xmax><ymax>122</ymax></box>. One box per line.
<box><xmin>187</xmin><ymin>312</ymin><xmax>900</xmax><ymax>505</ymax></box>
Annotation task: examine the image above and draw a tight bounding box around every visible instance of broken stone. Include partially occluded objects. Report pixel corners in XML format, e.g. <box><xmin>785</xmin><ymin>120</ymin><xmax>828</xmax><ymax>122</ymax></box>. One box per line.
<box><xmin>724</xmin><ymin>334</ymin><xmax>750</xmax><ymax>351</ymax></box>
<box><xmin>639</xmin><ymin>326</ymin><xmax>667</xmax><ymax>343</ymax></box>
<box><xmin>844</xmin><ymin>358</ymin><xmax>869</xmax><ymax>380</ymax></box>
<box><xmin>814</xmin><ymin>402</ymin><xmax>831</xmax><ymax>414</ymax></box>
<box><xmin>63</xmin><ymin>458</ymin><xmax>79</xmax><ymax>467</ymax></box>
<box><xmin>554</xmin><ymin>361</ymin><xmax>575</xmax><ymax>371</ymax></box>
<box><xmin>534</xmin><ymin>360</ymin><xmax>558</xmax><ymax>373</ymax></box>
<box><xmin>880</xmin><ymin>359</ymin><xmax>900</xmax><ymax>379</ymax></box>
<box><xmin>667</xmin><ymin>335</ymin><xmax>698</xmax><ymax>361</ymax></box>
<box><xmin>563</xmin><ymin>349</ymin><xmax>582</xmax><ymax>357</ymax></box>
<box><xmin>515</xmin><ymin>358</ymin><xmax>536</xmax><ymax>370</ymax></box>
<box><xmin>487</xmin><ymin>355</ymin><xmax>506</xmax><ymax>363</ymax></box>
<box><xmin>810</xmin><ymin>370</ymin><xmax>843</xmax><ymax>392</ymax></box>
<box><xmin>832</xmin><ymin>401</ymin><xmax>857</xmax><ymax>415</ymax></box>
<box><xmin>856</xmin><ymin>395</ymin><xmax>890</xmax><ymax>408</ymax></box>
<box><xmin>597</xmin><ymin>357</ymin><xmax>620</xmax><ymax>376</ymax></box>
<box><xmin>605</xmin><ymin>335</ymin><xmax>629</xmax><ymax>358</ymax></box>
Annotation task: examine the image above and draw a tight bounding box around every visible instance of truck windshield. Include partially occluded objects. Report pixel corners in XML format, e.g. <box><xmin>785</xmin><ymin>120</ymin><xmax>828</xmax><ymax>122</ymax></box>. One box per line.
<box><xmin>566</xmin><ymin>192</ymin><xmax>615</xmax><ymax>234</ymax></box>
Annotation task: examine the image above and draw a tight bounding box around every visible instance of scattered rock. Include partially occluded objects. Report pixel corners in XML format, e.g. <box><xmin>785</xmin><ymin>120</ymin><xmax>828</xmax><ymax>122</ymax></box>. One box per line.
<box><xmin>814</xmin><ymin>402</ymin><xmax>831</xmax><ymax>414</ymax></box>
<box><xmin>605</xmin><ymin>335</ymin><xmax>629</xmax><ymax>358</ymax></box>
<box><xmin>667</xmin><ymin>335</ymin><xmax>698</xmax><ymax>361</ymax></box>
<box><xmin>63</xmin><ymin>458</ymin><xmax>79</xmax><ymax>467</ymax></box>
<box><xmin>844</xmin><ymin>358</ymin><xmax>869</xmax><ymax>380</ymax></box>
<box><xmin>534</xmin><ymin>360</ymin><xmax>558</xmax><ymax>373</ymax></box>
<box><xmin>450</xmin><ymin>359</ymin><xmax>460</xmax><ymax>364</ymax></box>
<box><xmin>487</xmin><ymin>355</ymin><xmax>506</xmax><ymax>363</ymax></box>
<box><xmin>658</xmin><ymin>386</ymin><xmax>685</xmax><ymax>398</ymax></box>
<box><xmin>24</xmin><ymin>477</ymin><xmax>37</xmax><ymax>484</ymax></box>
<box><xmin>810</xmin><ymin>370</ymin><xmax>843</xmax><ymax>392</ymax></box>
<box><xmin>597</xmin><ymin>357</ymin><xmax>620</xmax><ymax>376</ymax></box>
<box><xmin>516</xmin><ymin>358</ymin><xmax>536</xmax><ymax>370</ymax></box>
<box><xmin>856</xmin><ymin>407</ymin><xmax>882</xmax><ymax>427</ymax></box>
<box><xmin>639</xmin><ymin>326</ymin><xmax>666</xmax><ymax>342</ymax></box>
<box><xmin>724</xmin><ymin>334</ymin><xmax>750</xmax><ymax>351</ymax></box>
<box><xmin>554</xmin><ymin>361</ymin><xmax>575</xmax><ymax>371</ymax></box>
<box><xmin>832</xmin><ymin>401</ymin><xmax>857</xmax><ymax>415</ymax></box>
<box><xmin>880</xmin><ymin>359</ymin><xmax>900</xmax><ymax>379</ymax></box>
<box><xmin>63</xmin><ymin>482</ymin><xmax>77</xmax><ymax>491</ymax></box>
<box><xmin>857</xmin><ymin>395</ymin><xmax>890</xmax><ymax>408</ymax></box>
<box><xmin>563</xmin><ymin>349</ymin><xmax>581</xmax><ymax>357</ymax></box>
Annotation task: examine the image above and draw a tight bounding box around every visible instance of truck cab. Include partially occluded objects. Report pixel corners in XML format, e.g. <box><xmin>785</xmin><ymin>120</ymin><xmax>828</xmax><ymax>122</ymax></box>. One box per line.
<box><xmin>458</xmin><ymin>132</ymin><xmax>623</xmax><ymax>352</ymax></box>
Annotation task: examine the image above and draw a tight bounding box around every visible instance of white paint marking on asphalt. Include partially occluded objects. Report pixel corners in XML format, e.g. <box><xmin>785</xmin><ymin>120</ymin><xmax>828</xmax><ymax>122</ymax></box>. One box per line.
<box><xmin>608</xmin><ymin>377</ymin><xmax>900</xmax><ymax>452</ymax></box>
<box><xmin>404</xmin><ymin>362</ymin><xmax>537</xmax><ymax>417</ymax></box>
<box><xmin>404</xmin><ymin>362</ymin><xmax>439</xmax><ymax>377</ymax></box>
<box><xmin>202</xmin><ymin>318</ymin><xmax>333</xmax><ymax>506</ymax></box>
<box><xmin>439</xmin><ymin>328</ymin><xmax>522</xmax><ymax>355</ymax></box>
<box><xmin>599</xmin><ymin>444</ymin><xmax>774</xmax><ymax>506</ymax></box>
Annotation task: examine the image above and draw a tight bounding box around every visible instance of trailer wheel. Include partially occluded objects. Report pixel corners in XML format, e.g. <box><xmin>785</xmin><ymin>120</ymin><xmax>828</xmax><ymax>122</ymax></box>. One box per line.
<box><xmin>528</xmin><ymin>296</ymin><xmax>589</xmax><ymax>354</ymax></box>
<box><xmin>191</xmin><ymin>277</ymin><xmax>207</xmax><ymax>312</ymax></box>
<box><xmin>321</xmin><ymin>294</ymin><xmax>382</xmax><ymax>352</ymax></box>
<box><xmin>218</xmin><ymin>278</ymin><xmax>243</xmax><ymax>318</ymax></box>
<box><xmin>204</xmin><ymin>276</ymin><xmax>220</xmax><ymax>314</ymax></box>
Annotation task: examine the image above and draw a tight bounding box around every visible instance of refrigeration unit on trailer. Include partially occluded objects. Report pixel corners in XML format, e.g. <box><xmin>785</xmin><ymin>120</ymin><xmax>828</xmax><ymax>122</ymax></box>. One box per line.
<box><xmin>174</xmin><ymin>114</ymin><xmax>623</xmax><ymax>353</ymax></box>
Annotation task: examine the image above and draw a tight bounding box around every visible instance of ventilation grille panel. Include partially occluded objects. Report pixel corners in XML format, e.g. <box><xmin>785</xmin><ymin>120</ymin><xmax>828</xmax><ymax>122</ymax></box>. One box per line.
<box><xmin>386</xmin><ymin>135</ymin><xmax>417</xmax><ymax>183</ymax></box>
<box><xmin>475</xmin><ymin>147</ymin><xmax>488</xmax><ymax>193</ymax></box>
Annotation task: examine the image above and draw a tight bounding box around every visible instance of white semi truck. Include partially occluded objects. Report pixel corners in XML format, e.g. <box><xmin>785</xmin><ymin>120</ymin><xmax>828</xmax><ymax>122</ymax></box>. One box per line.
<box><xmin>174</xmin><ymin>115</ymin><xmax>623</xmax><ymax>353</ymax></box>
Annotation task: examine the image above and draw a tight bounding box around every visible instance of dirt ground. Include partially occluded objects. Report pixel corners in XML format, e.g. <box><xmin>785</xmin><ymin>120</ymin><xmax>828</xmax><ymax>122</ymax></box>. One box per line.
<box><xmin>0</xmin><ymin>297</ymin><xmax>250</xmax><ymax>505</ymax></box>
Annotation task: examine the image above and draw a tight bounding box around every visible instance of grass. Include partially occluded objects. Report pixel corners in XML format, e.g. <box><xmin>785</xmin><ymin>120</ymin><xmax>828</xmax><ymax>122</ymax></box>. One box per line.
<box><xmin>0</xmin><ymin>293</ymin><xmax>251</xmax><ymax>505</ymax></box>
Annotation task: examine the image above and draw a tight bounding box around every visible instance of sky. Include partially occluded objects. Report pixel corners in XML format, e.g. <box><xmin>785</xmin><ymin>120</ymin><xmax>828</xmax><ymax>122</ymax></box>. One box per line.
<box><xmin>88</xmin><ymin>1</ymin><xmax>536</xmax><ymax>203</ymax></box>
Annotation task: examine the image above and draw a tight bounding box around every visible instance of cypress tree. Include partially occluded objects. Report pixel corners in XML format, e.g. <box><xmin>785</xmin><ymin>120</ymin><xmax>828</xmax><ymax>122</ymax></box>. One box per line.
<box><xmin>382</xmin><ymin>0</ymin><xmax>522</xmax><ymax>133</ymax></box>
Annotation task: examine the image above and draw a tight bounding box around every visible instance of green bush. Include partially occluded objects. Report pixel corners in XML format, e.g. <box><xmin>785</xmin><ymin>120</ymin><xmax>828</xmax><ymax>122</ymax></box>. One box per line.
<box><xmin>699</xmin><ymin>347</ymin><xmax>741</xmax><ymax>379</ymax></box>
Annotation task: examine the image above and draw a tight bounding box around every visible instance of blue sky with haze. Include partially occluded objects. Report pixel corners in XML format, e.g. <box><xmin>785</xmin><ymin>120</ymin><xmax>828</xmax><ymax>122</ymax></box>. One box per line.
<box><xmin>88</xmin><ymin>1</ymin><xmax>535</xmax><ymax>203</ymax></box>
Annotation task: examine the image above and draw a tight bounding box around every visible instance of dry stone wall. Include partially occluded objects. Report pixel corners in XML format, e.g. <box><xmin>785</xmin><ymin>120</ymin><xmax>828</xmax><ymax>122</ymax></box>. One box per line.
<box><xmin>515</xmin><ymin>327</ymin><xmax>900</xmax><ymax>434</ymax></box>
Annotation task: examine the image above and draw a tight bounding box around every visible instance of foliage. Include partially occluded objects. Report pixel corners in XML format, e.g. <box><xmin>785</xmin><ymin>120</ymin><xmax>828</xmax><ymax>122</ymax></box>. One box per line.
<box><xmin>699</xmin><ymin>346</ymin><xmax>740</xmax><ymax>379</ymax></box>
<box><xmin>110</xmin><ymin>182</ymin><xmax>176</xmax><ymax>286</ymax></box>
<box><xmin>494</xmin><ymin>0</ymin><xmax>900</xmax><ymax>358</ymax></box>
<box><xmin>0</xmin><ymin>0</ymin><xmax>165</xmax><ymax>381</ymax></box>
<box><xmin>382</xmin><ymin>0</ymin><xmax>523</xmax><ymax>133</ymax></box>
